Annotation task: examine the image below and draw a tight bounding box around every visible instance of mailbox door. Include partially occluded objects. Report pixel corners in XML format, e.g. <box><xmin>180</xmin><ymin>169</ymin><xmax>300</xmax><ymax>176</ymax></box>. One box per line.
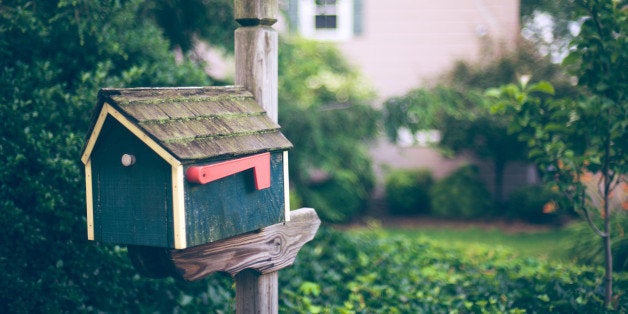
<box><xmin>91</xmin><ymin>117</ymin><xmax>174</xmax><ymax>247</ymax></box>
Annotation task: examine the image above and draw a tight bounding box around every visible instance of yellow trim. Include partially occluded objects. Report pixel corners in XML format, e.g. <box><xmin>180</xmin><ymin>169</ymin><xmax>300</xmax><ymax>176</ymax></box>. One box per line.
<box><xmin>283</xmin><ymin>151</ymin><xmax>290</xmax><ymax>222</ymax></box>
<box><xmin>82</xmin><ymin>103</ymin><xmax>180</xmax><ymax>167</ymax></box>
<box><xmin>85</xmin><ymin>160</ymin><xmax>95</xmax><ymax>240</ymax></box>
<box><xmin>172</xmin><ymin>165</ymin><xmax>187</xmax><ymax>249</ymax></box>
<box><xmin>106</xmin><ymin>103</ymin><xmax>180</xmax><ymax>166</ymax></box>
<box><xmin>81</xmin><ymin>107</ymin><xmax>109</xmax><ymax>165</ymax></box>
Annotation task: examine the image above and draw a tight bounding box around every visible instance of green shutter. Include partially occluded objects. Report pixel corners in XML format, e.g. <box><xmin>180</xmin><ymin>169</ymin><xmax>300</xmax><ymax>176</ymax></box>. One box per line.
<box><xmin>353</xmin><ymin>0</ymin><xmax>363</xmax><ymax>36</ymax></box>
<box><xmin>288</xmin><ymin>0</ymin><xmax>300</xmax><ymax>32</ymax></box>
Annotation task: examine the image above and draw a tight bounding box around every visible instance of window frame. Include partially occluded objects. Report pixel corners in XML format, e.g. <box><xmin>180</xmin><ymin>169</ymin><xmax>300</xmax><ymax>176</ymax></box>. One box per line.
<box><xmin>298</xmin><ymin>0</ymin><xmax>354</xmax><ymax>41</ymax></box>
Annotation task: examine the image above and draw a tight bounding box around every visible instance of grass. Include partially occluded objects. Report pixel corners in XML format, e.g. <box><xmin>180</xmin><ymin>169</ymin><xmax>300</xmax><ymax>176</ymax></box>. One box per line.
<box><xmin>346</xmin><ymin>222</ymin><xmax>573</xmax><ymax>262</ymax></box>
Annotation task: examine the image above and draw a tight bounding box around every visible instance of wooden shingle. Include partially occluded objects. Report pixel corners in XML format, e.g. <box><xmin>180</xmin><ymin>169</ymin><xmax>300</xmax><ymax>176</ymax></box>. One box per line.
<box><xmin>86</xmin><ymin>86</ymin><xmax>292</xmax><ymax>163</ymax></box>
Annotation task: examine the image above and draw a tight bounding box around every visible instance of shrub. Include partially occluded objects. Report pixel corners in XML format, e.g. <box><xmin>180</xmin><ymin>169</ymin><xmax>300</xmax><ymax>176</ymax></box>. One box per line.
<box><xmin>278</xmin><ymin>37</ymin><xmax>378</xmax><ymax>223</ymax></box>
<box><xmin>505</xmin><ymin>185</ymin><xmax>567</xmax><ymax>224</ymax></box>
<box><xmin>302</xmin><ymin>167</ymin><xmax>373</xmax><ymax>223</ymax></box>
<box><xmin>384</xmin><ymin>169</ymin><xmax>433</xmax><ymax>215</ymax></box>
<box><xmin>280</xmin><ymin>228</ymin><xmax>628</xmax><ymax>313</ymax></box>
<box><xmin>0</xmin><ymin>1</ymin><xmax>220</xmax><ymax>312</ymax></box>
<box><xmin>567</xmin><ymin>212</ymin><xmax>628</xmax><ymax>272</ymax></box>
<box><xmin>430</xmin><ymin>165</ymin><xmax>492</xmax><ymax>219</ymax></box>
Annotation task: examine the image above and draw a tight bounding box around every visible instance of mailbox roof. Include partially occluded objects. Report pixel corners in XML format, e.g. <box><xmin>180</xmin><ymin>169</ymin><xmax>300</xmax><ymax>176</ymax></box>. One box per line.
<box><xmin>83</xmin><ymin>86</ymin><xmax>292</xmax><ymax>163</ymax></box>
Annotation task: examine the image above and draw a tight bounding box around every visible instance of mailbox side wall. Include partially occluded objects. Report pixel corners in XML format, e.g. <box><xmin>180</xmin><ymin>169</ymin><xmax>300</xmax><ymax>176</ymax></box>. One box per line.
<box><xmin>184</xmin><ymin>151</ymin><xmax>286</xmax><ymax>246</ymax></box>
<box><xmin>91</xmin><ymin>117</ymin><xmax>174</xmax><ymax>247</ymax></box>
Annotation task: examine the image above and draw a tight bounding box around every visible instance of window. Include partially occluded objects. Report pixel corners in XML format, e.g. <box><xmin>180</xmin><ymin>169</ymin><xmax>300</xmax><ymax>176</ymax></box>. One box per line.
<box><xmin>297</xmin><ymin>0</ymin><xmax>356</xmax><ymax>41</ymax></box>
<box><xmin>315</xmin><ymin>0</ymin><xmax>338</xmax><ymax>29</ymax></box>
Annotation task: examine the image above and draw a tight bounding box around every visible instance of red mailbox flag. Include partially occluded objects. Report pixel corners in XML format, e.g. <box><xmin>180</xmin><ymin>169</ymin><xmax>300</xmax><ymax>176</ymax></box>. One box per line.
<box><xmin>185</xmin><ymin>152</ymin><xmax>271</xmax><ymax>190</ymax></box>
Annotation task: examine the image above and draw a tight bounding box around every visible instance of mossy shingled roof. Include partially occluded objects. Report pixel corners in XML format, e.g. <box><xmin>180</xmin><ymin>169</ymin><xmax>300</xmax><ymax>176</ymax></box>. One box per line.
<box><xmin>88</xmin><ymin>86</ymin><xmax>292</xmax><ymax>162</ymax></box>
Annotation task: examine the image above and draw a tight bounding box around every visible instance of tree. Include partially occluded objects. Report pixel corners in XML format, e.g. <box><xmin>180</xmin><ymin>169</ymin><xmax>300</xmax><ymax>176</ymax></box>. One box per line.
<box><xmin>520</xmin><ymin>0</ymin><xmax>582</xmax><ymax>62</ymax></box>
<box><xmin>141</xmin><ymin>0</ymin><xmax>238</xmax><ymax>52</ymax></box>
<box><xmin>383</xmin><ymin>45</ymin><xmax>572</xmax><ymax>207</ymax></box>
<box><xmin>490</xmin><ymin>1</ymin><xmax>627</xmax><ymax>307</ymax></box>
<box><xmin>0</xmin><ymin>1</ymin><xmax>241</xmax><ymax>312</ymax></box>
<box><xmin>278</xmin><ymin>37</ymin><xmax>379</xmax><ymax>222</ymax></box>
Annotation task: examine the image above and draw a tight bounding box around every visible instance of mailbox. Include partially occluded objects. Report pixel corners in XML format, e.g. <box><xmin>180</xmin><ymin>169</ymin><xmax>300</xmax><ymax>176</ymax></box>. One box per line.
<box><xmin>80</xmin><ymin>86</ymin><xmax>292</xmax><ymax>249</ymax></box>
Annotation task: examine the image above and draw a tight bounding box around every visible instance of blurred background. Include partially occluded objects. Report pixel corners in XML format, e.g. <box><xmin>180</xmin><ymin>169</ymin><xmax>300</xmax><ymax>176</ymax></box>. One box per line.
<box><xmin>1</xmin><ymin>0</ymin><xmax>626</xmax><ymax>312</ymax></box>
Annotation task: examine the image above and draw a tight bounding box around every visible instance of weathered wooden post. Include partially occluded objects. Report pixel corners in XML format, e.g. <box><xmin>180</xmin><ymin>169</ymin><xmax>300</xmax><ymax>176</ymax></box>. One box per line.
<box><xmin>234</xmin><ymin>0</ymin><xmax>280</xmax><ymax>311</ymax></box>
<box><xmin>80</xmin><ymin>0</ymin><xmax>320</xmax><ymax>312</ymax></box>
<box><xmin>235</xmin><ymin>0</ymin><xmax>278</xmax><ymax>122</ymax></box>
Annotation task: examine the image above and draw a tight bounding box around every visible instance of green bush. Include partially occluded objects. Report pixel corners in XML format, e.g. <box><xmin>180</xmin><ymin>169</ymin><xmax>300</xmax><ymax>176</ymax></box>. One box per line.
<box><xmin>278</xmin><ymin>37</ymin><xmax>378</xmax><ymax>223</ymax></box>
<box><xmin>302</xmin><ymin>172</ymin><xmax>371</xmax><ymax>223</ymax></box>
<box><xmin>384</xmin><ymin>169</ymin><xmax>433</xmax><ymax>215</ymax></box>
<box><xmin>430</xmin><ymin>165</ymin><xmax>492</xmax><ymax>219</ymax></box>
<box><xmin>567</xmin><ymin>212</ymin><xmax>628</xmax><ymax>272</ymax></box>
<box><xmin>0</xmin><ymin>1</ymin><xmax>227</xmax><ymax>312</ymax></box>
<box><xmin>505</xmin><ymin>185</ymin><xmax>567</xmax><ymax>224</ymax></box>
<box><xmin>279</xmin><ymin>228</ymin><xmax>628</xmax><ymax>313</ymax></box>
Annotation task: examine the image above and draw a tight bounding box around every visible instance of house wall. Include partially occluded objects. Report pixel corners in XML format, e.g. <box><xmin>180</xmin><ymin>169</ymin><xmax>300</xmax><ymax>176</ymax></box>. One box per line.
<box><xmin>290</xmin><ymin>1</ymin><xmax>534</xmax><ymax>202</ymax></box>
<box><xmin>337</xmin><ymin>1</ymin><xmax>532</xmax><ymax>201</ymax></box>
<box><xmin>338</xmin><ymin>0</ymin><xmax>520</xmax><ymax>100</ymax></box>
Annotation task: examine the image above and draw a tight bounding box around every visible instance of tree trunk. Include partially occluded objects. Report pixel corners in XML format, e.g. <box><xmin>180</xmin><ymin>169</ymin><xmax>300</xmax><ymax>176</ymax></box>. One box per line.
<box><xmin>493</xmin><ymin>159</ymin><xmax>505</xmax><ymax>209</ymax></box>
<box><xmin>602</xmin><ymin>134</ymin><xmax>613</xmax><ymax>308</ymax></box>
<box><xmin>603</xmin><ymin>221</ymin><xmax>613</xmax><ymax>307</ymax></box>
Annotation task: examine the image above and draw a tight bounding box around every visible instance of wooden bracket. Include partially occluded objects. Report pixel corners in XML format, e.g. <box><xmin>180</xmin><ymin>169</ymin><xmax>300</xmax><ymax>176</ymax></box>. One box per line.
<box><xmin>128</xmin><ymin>207</ymin><xmax>321</xmax><ymax>281</ymax></box>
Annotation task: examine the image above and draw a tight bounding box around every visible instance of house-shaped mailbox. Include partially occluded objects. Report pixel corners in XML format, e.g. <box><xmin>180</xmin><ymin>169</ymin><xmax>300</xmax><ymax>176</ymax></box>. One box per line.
<box><xmin>80</xmin><ymin>86</ymin><xmax>292</xmax><ymax>249</ymax></box>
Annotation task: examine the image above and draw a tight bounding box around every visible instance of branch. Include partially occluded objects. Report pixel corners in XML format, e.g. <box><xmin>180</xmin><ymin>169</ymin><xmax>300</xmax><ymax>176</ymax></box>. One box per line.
<box><xmin>583</xmin><ymin>207</ymin><xmax>607</xmax><ymax>238</ymax></box>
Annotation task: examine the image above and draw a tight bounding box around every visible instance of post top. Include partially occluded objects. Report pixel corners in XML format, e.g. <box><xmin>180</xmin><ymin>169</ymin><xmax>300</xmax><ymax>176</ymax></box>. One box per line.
<box><xmin>234</xmin><ymin>0</ymin><xmax>278</xmax><ymax>26</ymax></box>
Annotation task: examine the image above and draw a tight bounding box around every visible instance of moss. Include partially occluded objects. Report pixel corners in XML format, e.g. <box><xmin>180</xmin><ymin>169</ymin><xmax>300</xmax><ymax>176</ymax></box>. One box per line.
<box><xmin>117</xmin><ymin>95</ymin><xmax>252</xmax><ymax>106</ymax></box>
<box><xmin>139</xmin><ymin>111</ymin><xmax>267</xmax><ymax>125</ymax></box>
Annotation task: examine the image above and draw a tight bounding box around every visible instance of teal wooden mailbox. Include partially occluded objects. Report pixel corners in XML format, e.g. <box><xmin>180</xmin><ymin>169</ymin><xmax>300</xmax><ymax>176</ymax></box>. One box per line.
<box><xmin>80</xmin><ymin>86</ymin><xmax>292</xmax><ymax>249</ymax></box>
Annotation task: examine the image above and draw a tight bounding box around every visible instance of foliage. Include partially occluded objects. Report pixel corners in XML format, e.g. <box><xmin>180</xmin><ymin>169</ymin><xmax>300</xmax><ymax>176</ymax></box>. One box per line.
<box><xmin>429</xmin><ymin>165</ymin><xmax>493</xmax><ymax>219</ymax></box>
<box><xmin>444</xmin><ymin>41</ymin><xmax>578</xmax><ymax>97</ymax></box>
<box><xmin>520</xmin><ymin>0</ymin><xmax>581</xmax><ymax>62</ymax></box>
<box><xmin>278</xmin><ymin>37</ymin><xmax>378</xmax><ymax>222</ymax></box>
<box><xmin>490</xmin><ymin>0</ymin><xmax>627</xmax><ymax>306</ymax></box>
<box><xmin>382</xmin><ymin>45</ymin><xmax>574</xmax><ymax>205</ymax></box>
<box><xmin>0</xmin><ymin>0</ymin><xmax>379</xmax><ymax>310</ymax></box>
<box><xmin>0</xmin><ymin>0</ymin><xmax>242</xmax><ymax>312</ymax></box>
<box><xmin>568</xmin><ymin>212</ymin><xmax>628</xmax><ymax>272</ymax></box>
<box><xmin>505</xmin><ymin>185</ymin><xmax>568</xmax><ymax>224</ymax></box>
<box><xmin>279</xmin><ymin>228</ymin><xmax>628</xmax><ymax>313</ymax></box>
<box><xmin>384</xmin><ymin>169</ymin><xmax>433</xmax><ymax>216</ymax></box>
<box><xmin>140</xmin><ymin>0</ymin><xmax>238</xmax><ymax>52</ymax></box>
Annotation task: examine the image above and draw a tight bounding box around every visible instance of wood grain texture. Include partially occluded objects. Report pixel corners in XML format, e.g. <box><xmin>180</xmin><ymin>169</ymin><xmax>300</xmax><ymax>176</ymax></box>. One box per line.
<box><xmin>236</xmin><ymin>270</ymin><xmax>278</xmax><ymax>314</ymax></box>
<box><xmin>235</xmin><ymin>26</ymin><xmax>278</xmax><ymax>123</ymax></box>
<box><xmin>182</xmin><ymin>151</ymin><xmax>286</xmax><ymax>247</ymax></box>
<box><xmin>170</xmin><ymin>207</ymin><xmax>320</xmax><ymax>281</ymax></box>
<box><xmin>91</xmin><ymin>117</ymin><xmax>174</xmax><ymax>247</ymax></box>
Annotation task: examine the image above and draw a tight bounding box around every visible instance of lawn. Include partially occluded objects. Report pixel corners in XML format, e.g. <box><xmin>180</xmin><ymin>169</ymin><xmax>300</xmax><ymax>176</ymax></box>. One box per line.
<box><xmin>382</xmin><ymin>225</ymin><xmax>573</xmax><ymax>262</ymax></box>
<box><xmin>339</xmin><ymin>216</ymin><xmax>574</xmax><ymax>262</ymax></box>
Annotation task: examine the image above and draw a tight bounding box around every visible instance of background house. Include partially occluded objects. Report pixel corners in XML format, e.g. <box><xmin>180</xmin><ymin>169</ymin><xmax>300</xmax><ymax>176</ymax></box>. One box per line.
<box><xmin>287</xmin><ymin>0</ymin><xmax>538</xmax><ymax>199</ymax></box>
<box><xmin>289</xmin><ymin>0</ymin><xmax>520</xmax><ymax>99</ymax></box>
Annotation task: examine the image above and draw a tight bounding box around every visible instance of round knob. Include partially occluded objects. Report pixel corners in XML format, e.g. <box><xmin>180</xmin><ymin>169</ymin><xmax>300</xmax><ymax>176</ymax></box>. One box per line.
<box><xmin>121</xmin><ymin>154</ymin><xmax>136</xmax><ymax>167</ymax></box>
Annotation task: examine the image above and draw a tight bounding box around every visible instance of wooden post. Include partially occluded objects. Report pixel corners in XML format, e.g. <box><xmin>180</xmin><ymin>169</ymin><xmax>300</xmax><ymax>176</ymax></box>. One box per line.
<box><xmin>236</xmin><ymin>269</ymin><xmax>278</xmax><ymax>313</ymax></box>
<box><xmin>234</xmin><ymin>1</ymin><xmax>280</xmax><ymax>312</ymax></box>
<box><xmin>235</xmin><ymin>0</ymin><xmax>278</xmax><ymax>122</ymax></box>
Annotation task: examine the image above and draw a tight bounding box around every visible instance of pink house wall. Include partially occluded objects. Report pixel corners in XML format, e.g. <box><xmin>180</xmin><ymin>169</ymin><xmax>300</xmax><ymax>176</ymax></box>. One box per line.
<box><xmin>339</xmin><ymin>0</ymin><xmax>520</xmax><ymax>100</ymax></box>
<box><xmin>290</xmin><ymin>0</ymin><xmax>533</xmax><ymax>200</ymax></box>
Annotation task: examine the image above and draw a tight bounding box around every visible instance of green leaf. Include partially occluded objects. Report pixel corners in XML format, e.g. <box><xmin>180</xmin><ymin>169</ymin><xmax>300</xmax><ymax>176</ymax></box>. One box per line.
<box><xmin>561</xmin><ymin>51</ymin><xmax>581</xmax><ymax>67</ymax></box>
<box><xmin>527</xmin><ymin>81</ymin><xmax>555</xmax><ymax>95</ymax></box>
<box><xmin>485</xmin><ymin>87</ymin><xmax>502</xmax><ymax>98</ymax></box>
